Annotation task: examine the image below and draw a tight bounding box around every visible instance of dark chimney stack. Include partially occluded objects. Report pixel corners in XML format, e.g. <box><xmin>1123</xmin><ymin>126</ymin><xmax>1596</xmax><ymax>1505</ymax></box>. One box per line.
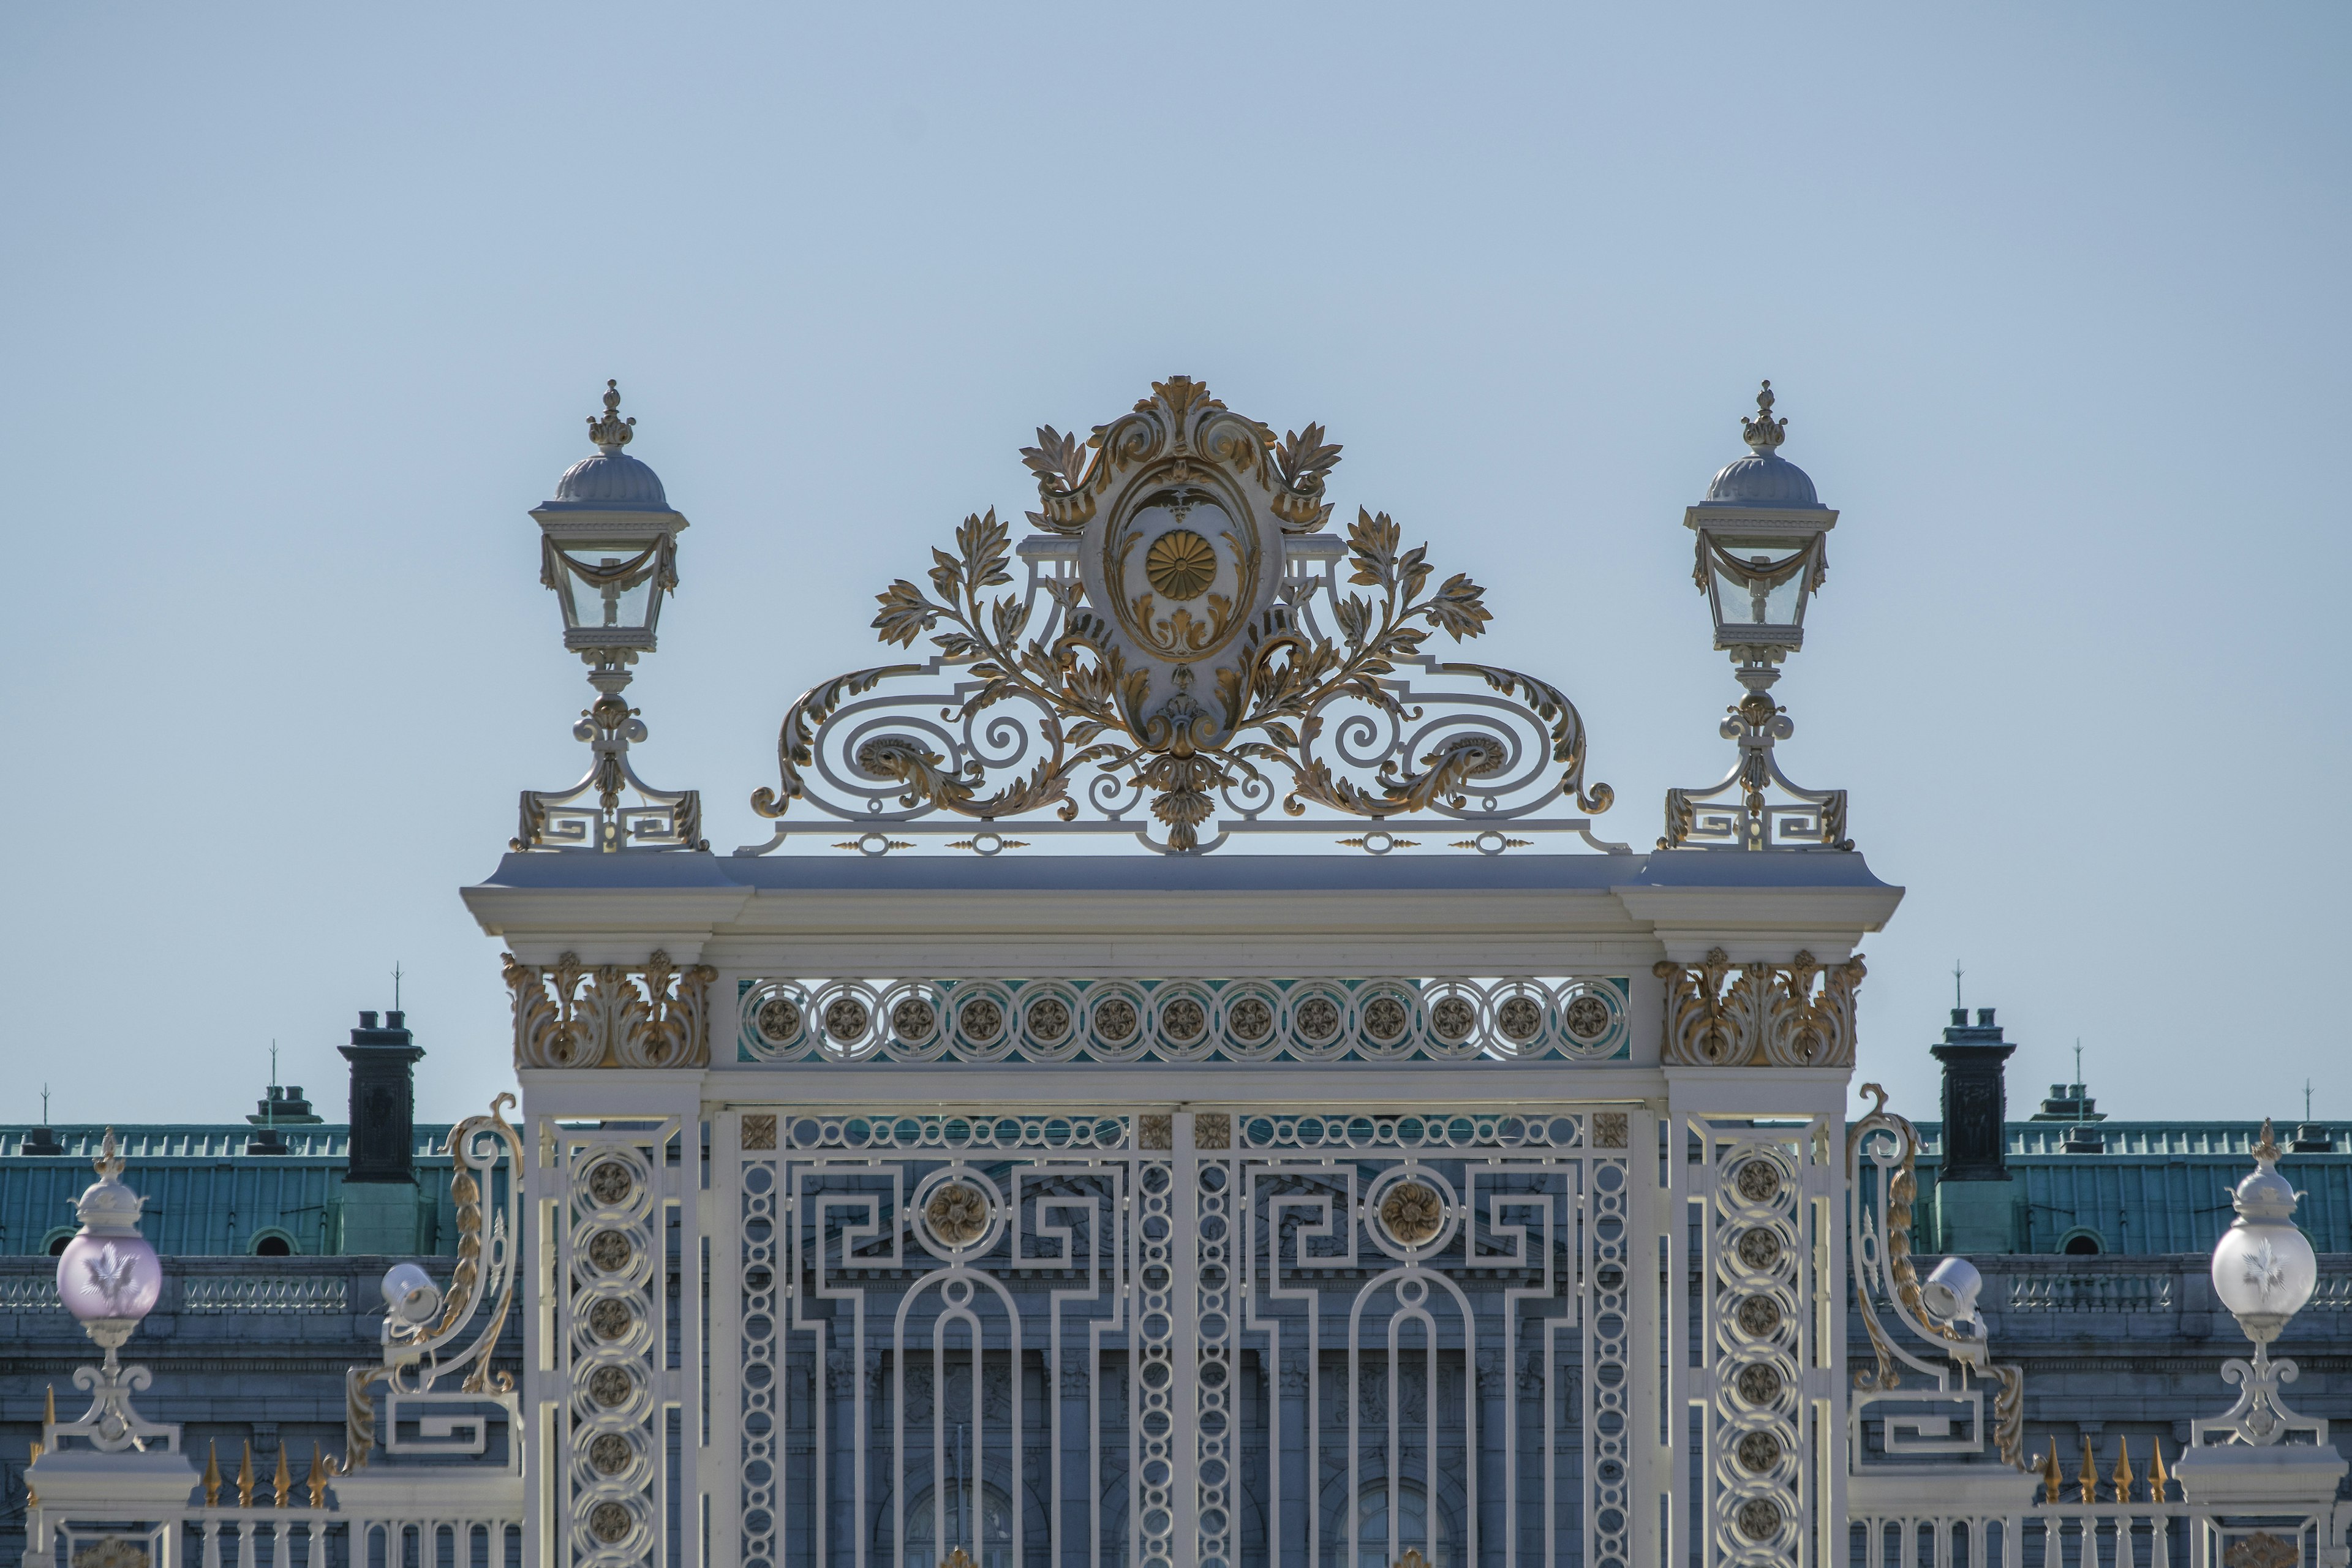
<box><xmin>341</xmin><ymin>1008</ymin><xmax>424</xmax><ymax>1184</ymax></box>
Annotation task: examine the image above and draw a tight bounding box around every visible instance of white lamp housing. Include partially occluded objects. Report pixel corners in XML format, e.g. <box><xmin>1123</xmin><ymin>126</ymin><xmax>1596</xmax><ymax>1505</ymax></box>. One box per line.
<box><xmin>2211</xmin><ymin>1121</ymin><xmax>2318</xmax><ymax>1345</ymax></box>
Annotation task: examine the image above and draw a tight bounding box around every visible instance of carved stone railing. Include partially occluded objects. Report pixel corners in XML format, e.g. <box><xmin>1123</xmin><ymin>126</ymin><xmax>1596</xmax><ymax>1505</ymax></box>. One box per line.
<box><xmin>503</xmin><ymin>949</ymin><xmax>718</xmax><ymax>1069</ymax></box>
<box><xmin>181</xmin><ymin>1275</ymin><xmax>350</xmax><ymax>1314</ymax></box>
<box><xmin>2006</xmin><ymin>1272</ymin><xmax>2176</xmax><ymax>1314</ymax></box>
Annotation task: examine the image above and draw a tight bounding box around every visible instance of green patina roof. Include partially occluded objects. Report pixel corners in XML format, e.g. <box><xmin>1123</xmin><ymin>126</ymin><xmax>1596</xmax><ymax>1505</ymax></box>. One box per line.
<box><xmin>0</xmin><ymin>1124</ymin><xmax>496</xmax><ymax>1256</ymax></box>
<box><xmin>1908</xmin><ymin>1120</ymin><xmax>2352</xmax><ymax>1254</ymax></box>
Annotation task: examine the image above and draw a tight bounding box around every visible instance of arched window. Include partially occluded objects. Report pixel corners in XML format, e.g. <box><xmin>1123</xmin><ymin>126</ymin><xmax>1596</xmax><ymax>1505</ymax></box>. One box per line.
<box><xmin>2059</xmin><ymin>1228</ymin><xmax>2103</xmax><ymax>1256</ymax></box>
<box><xmin>252</xmin><ymin>1230</ymin><xmax>297</xmax><ymax>1257</ymax></box>
<box><xmin>44</xmin><ymin>1229</ymin><xmax>72</xmax><ymax>1256</ymax></box>
<box><xmin>900</xmin><ymin>1481</ymin><xmax>1014</xmax><ymax>1568</ymax></box>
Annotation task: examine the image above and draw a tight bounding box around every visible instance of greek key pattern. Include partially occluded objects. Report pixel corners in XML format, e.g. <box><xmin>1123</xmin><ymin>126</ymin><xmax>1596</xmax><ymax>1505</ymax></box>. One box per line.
<box><xmin>562</xmin><ymin>1130</ymin><xmax>667</xmax><ymax>1568</ymax></box>
<box><xmin>726</xmin><ymin>1107</ymin><xmax>1635</xmax><ymax>1568</ymax></box>
<box><xmin>738</xmin><ymin>975</ymin><xmax>1630</xmax><ymax>1066</ymax></box>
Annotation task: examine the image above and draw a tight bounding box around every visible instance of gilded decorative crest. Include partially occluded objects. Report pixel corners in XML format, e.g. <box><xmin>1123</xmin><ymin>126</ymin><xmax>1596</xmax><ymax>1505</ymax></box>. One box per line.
<box><xmin>744</xmin><ymin>376</ymin><xmax>1618</xmax><ymax>856</ymax></box>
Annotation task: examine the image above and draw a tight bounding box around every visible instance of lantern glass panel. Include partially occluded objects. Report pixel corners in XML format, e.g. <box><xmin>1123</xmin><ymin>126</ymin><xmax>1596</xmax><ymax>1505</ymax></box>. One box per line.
<box><xmin>552</xmin><ymin>545</ymin><xmax>664</xmax><ymax>638</ymax></box>
<box><xmin>1705</xmin><ymin>538</ymin><xmax>1813</xmax><ymax>638</ymax></box>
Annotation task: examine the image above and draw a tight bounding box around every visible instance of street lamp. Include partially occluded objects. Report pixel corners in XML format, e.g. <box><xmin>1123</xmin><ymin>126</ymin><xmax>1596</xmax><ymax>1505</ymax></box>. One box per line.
<box><xmin>532</xmin><ymin>381</ymin><xmax>687</xmax><ymax>691</ymax></box>
<box><xmin>1661</xmin><ymin>382</ymin><xmax>1852</xmax><ymax>851</ymax></box>
<box><xmin>53</xmin><ymin>1129</ymin><xmax>170</xmax><ymax>1452</ymax></box>
<box><xmin>2197</xmin><ymin>1120</ymin><xmax>2322</xmax><ymax>1446</ymax></box>
<box><xmin>513</xmin><ymin>382</ymin><xmax>706</xmax><ymax>853</ymax></box>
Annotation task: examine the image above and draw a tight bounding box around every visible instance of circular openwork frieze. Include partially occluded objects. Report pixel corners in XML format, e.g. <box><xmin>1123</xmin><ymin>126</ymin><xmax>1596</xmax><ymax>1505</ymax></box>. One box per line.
<box><xmin>1495</xmin><ymin>994</ymin><xmax>1545</xmax><ymax>1046</ymax></box>
<box><xmin>586</xmin><ymin>1161</ymin><xmax>635</xmax><ymax>1207</ymax></box>
<box><xmin>1733</xmin><ymin>1363</ymin><xmax>1784</xmax><ymax>1406</ymax></box>
<box><xmin>1026</xmin><ymin>995</ymin><xmax>1070</xmax><ymax>1041</ymax></box>
<box><xmin>1736</xmin><ymin>1431</ymin><xmax>1782</xmax><ymax>1474</ymax></box>
<box><xmin>1563</xmin><ymin>993</ymin><xmax>1612</xmax><ymax>1044</ymax></box>
<box><xmin>1430</xmin><ymin>994</ymin><xmax>1478</xmax><ymax>1044</ymax></box>
<box><xmin>755</xmin><ymin>997</ymin><xmax>803</xmax><ymax>1046</ymax></box>
<box><xmin>1294</xmin><ymin>995</ymin><xmax>1341</xmax><ymax>1046</ymax></box>
<box><xmin>1735</xmin><ymin>1295</ymin><xmax>1782</xmax><ymax>1338</ymax></box>
<box><xmin>822</xmin><ymin>995</ymin><xmax>870</xmax><ymax>1042</ymax></box>
<box><xmin>959</xmin><ymin>995</ymin><xmax>1004</xmax><ymax>1042</ymax></box>
<box><xmin>588</xmin><ymin>1433</ymin><xmax>635</xmax><ymax>1476</ymax></box>
<box><xmin>1735</xmin><ymin>1229</ymin><xmax>1782</xmax><ymax>1270</ymax></box>
<box><xmin>1735</xmin><ymin>1159</ymin><xmax>1783</xmax><ymax>1204</ymax></box>
<box><xmin>1227</xmin><ymin>995</ymin><xmax>1274</xmax><ymax>1046</ymax></box>
<box><xmin>891</xmin><ymin>996</ymin><xmax>937</xmax><ymax>1041</ymax></box>
<box><xmin>589</xmin><ymin>1298</ymin><xmax>635</xmax><ymax>1340</ymax></box>
<box><xmin>1160</xmin><ymin>995</ymin><xmax>1207</xmax><ymax>1044</ymax></box>
<box><xmin>1144</xmin><ymin>529</ymin><xmax>1217</xmax><ymax>600</ymax></box>
<box><xmin>1736</xmin><ymin>1498</ymin><xmax>1782</xmax><ymax>1541</ymax></box>
<box><xmin>587</xmin><ymin>1366</ymin><xmax>635</xmax><ymax>1408</ymax></box>
<box><xmin>1362</xmin><ymin>993</ymin><xmax>1412</xmax><ymax>1047</ymax></box>
<box><xmin>586</xmin><ymin>1231</ymin><xmax>634</xmax><ymax>1273</ymax></box>
<box><xmin>1379</xmin><ymin>1182</ymin><xmax>1445</xmax><ymax>1245</ymax></box>
<box><xmin>588</xmin><ymin>1502</ymin><xmax>634</xmax><ymax>1544</ymax></box>
<box><xmin>924</xmin><ymin>1183</ymin><xmax>990</xmax><ymax>1246</ymax></box>
<box><xmin>1092</xmin><ymin>995</ymin><xmax>1139</xmax><ymax>1044</ymax></box>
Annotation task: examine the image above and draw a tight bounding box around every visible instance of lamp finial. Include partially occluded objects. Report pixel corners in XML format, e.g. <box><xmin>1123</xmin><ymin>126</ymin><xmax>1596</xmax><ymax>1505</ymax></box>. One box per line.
<box><xmin>1741</xmin><ymin>379</ymin><xmax>1787</xmax><ymax>454</ymax></box>
<box><xmin>587</xmin><ymin>380</ymin><xmax>636</xmax><ymax>452</ymax></box>
<box><xmin>92</xmin><ymin>1126</ymin><xmax>123</xmax><ymax>1182</ymax></box>
<box><xmin>2255</xmin><ymin>1117</ymin><xmax>2280</xmax><ymax>1163</ymax></box>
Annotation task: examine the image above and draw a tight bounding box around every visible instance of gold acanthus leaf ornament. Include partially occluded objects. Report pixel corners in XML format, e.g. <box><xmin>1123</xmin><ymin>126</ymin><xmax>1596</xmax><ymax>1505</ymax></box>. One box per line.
<box><xmin>750</xmin><ymin>378</ymin><xmax>1613</xmax><ymax>853</ymax></box>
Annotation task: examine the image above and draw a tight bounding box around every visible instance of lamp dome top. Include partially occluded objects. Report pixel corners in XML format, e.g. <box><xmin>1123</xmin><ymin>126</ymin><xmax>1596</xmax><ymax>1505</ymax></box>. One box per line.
<box><xmin>72</xmin><ymin>1128</ymin><xmax>148</xmax><ymax>1236</ymax></box>
<box><xmin>2231</xmin><ymin>1119</ymin><xmax>2300</xmax><ymax>1221</ymax></box>
<box><xmin>545</xmin><ymin>380</ymin><xmax>673</xmax><ymax>512</ymax></box>
<box><xmin>1698</xmin><ymin>380</ymin><xmax>1826</xmax><ymax>510</ymax></box>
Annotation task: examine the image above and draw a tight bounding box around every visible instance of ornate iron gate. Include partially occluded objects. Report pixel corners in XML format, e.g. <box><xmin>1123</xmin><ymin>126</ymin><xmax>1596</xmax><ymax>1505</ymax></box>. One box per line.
<box><xmin>715</xmin><ymin>1106</ymin><xmax>1642</xmax><ymax>1568</ymax></box>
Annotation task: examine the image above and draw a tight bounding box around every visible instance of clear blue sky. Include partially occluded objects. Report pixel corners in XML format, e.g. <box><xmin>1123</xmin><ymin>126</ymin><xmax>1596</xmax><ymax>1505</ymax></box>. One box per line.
<box><xmin>3</xmin><ymin>6</ymin><xmax>2345</xmax><ymax>1130</ymax></box>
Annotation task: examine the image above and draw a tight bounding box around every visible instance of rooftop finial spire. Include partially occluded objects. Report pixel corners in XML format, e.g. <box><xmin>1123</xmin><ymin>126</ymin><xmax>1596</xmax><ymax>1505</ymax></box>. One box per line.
<box><xmin>587</xmin><ymin>379</ymin><xmax>636</xmax><ymax>453</ymax></box>
<box><xmin>1740</xmin><ymin>379</ymin><xmax>1787</xmax><ymax>454</ymax></box>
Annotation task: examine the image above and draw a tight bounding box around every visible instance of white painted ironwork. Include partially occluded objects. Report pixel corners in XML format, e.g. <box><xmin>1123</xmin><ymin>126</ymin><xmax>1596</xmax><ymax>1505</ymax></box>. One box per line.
<box><xmin>734</xmin><ymin>976</ymin><xmax>1632</xmax><ymax>1066</ymax></box>
<box><xmin>717</xmin><ymin>1104</ymin><xmax>1640</xmax><ymax>1568</ymax></box>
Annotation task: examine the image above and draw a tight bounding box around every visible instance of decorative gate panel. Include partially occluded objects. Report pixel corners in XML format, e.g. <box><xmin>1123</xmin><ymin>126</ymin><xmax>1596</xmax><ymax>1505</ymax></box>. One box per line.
<box><xmin>719</xmin><ymin>1106</ymin><xmax>1642</xmax><ymax>1568</ymax></box>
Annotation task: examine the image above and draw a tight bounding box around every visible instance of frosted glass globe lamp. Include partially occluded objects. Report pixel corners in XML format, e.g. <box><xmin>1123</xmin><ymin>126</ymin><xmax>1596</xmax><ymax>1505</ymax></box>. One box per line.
<box><xmin>2211</xmin><ymin>1120</ymin><xmax>2318</xmax><ymax>1346</ymax></box>
<box><xmin>56</xmin><ymin>1130</ymin><xmax>162</xmax><ymax>1341</ymax></box>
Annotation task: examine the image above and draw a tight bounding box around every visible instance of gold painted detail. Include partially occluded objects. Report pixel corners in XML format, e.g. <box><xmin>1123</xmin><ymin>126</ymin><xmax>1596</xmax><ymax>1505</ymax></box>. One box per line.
<box><xmin>1379</xmin><ymin>1182</ymin><xmax>1444</xmax><ymax>1245</ymax></box>
<box><xmin>72</xmin><ymin>1541</ymin><xmax>148</xmax><ymax>1568</ymax></box>
<box><xmin>1848</xmin><ymin>1084</ymin><xmax>2030</xmax><ymax>1471</ymax></box>
<box><xmin>1393</xmin><ymin>1552</ymin><xmax>1432</xmax><ymax>1568</ymax></box>
<box><xmin>1593</xmin><ymin>1112</ymin><xmax>1629</xmax><ymax>1148</ymax></box>
<box><xmin>925</xmin><ymin>1183</ymin><xmax>989</xmax><ymax>1245</ymax></box>
<box><xmin>1144</xmin><ymin>529</ymin><xmax>1218</xmax><ymax>600</ymax></box>
<box><xmin>340</xmin><ymin>1095</ymin><xmax>523</xmax><ymax>1473</ymax></box>
<box><xmin>2226</xmin><ymin>1535</ymin><xmax>2301</xmax><ymax>1568</ymax></box>
<box><xmin>1193</xmin><ymin>1112</ymin><xmax>1232</xmax><ymax>1150</ymax></box>
<box><xmin>1654</xmin><ymin>948</ymin><xmax>1866</xmax><ymax>1068</ymax></box>
<box><xmin>504</xmin><ymin>950</ymin><xmax>717</xmax><ymax>1070</ymax></box>
<box><xmin>1139</xmin><ymin>1115</ymin><xmax>1174</xmax><ymax>1151</ymax></box>
<box><xmin>750</xmin><ymin>377</ymin><xmax>1612</xmax><ymax>854</ymax></box>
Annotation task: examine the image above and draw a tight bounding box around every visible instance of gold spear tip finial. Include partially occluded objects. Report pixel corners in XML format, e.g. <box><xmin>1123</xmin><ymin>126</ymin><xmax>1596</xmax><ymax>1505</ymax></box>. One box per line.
<box><xmin>1741</xmin><ymin>379</ymin><xmax>1788</xmax><ymax>454</ymax></box>
<box><xmin>2256</xmin><ymin>1117</ymin><xmax>2281</xmax><ymax>1162</ymax></box>
<box><xmin>587</xmin><ymin>379</ymin><xmax>636</xmax><ymax>451</ymax></box>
